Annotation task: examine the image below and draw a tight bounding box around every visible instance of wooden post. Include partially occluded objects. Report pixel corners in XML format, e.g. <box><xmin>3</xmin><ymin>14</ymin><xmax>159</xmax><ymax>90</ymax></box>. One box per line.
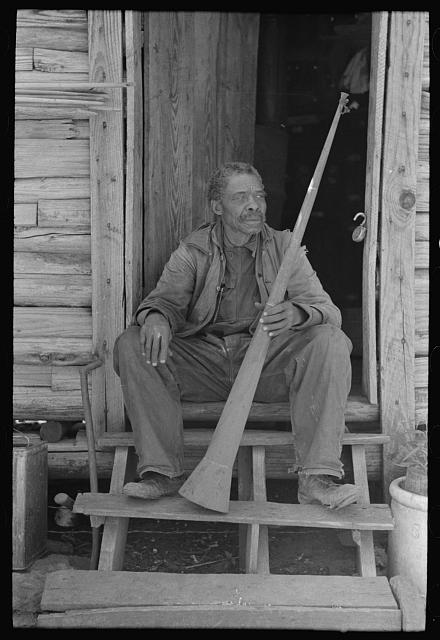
<box><xmin>361</xmin><ymin>12</ymin><xmax>388</xmax><ymax>404</ymax></box>
<box><xmin>124</xmin><ymin>11</ymin><xmax>144</xmax><ymax>326</ymax></box>
<box><xmin>379</xmin><ymin>12</ymin><xmax>425</xmax><ymax>495</ymax></box>
<box><xmin>88</xmin><ymin>11</ymin><xmax>125</xmax><ymax>434</ymax></box>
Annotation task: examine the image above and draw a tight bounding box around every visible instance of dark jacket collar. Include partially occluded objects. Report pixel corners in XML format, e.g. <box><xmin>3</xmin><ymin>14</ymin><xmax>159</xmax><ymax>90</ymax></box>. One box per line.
<box><xmin>185</xmin><ymin>219</ymin><xmax>274</xmax><ymax>255</ymax></box>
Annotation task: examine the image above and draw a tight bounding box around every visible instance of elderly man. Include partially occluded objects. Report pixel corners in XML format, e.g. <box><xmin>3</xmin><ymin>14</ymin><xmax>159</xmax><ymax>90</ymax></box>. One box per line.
<box><xmin>114</xmin><ymin>161</ymin><xmax>358</xmax><ymax>510</ymax></box>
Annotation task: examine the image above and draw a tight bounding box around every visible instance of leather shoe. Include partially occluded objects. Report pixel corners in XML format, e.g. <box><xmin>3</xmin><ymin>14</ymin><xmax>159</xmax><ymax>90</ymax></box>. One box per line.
<box><xmin>123</xmin><ymin>472</ymin><xmax>186</xmax><ymax>500</ymax></box>
<box><xmin>298</xmin><ymin>473</ymin><xmax>359</xmax><ymax>510</ymax></box>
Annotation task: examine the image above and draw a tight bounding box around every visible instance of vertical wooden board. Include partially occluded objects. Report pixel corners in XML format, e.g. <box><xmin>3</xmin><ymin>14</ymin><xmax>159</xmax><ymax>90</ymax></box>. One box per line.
<box><xmin>192</xmin><ymin>12</ymin><xmax>220</xmax><ymax>229</ymax></box>
<box><xmin>379</xmin><ymin>12</ymin><xmax>425</xmax><ymax>491</ymax></box>
<box><xmin>16</xmin><ymin>48</ymin><xmax>33</xmax><ymax>71</ymax></box>
<box><xmin>144</xmin><ymin>12</ymin><xmax>194</xmax><ymax>293</ymax></box>
<box><xmin>361</xmin><ymin>11</ymin><xmax>388</xmax><ymax>404</ymax></box>
<box><xmin>238</xmin><ymin>13</ymin><xmax>260</xmax><ymax>163</ymax></box>
<box><xmin>33</xmin><ymin>48</ymin><xmax>89</xmax><ymax>73</ymax></box>
<box><xmin>14</xmin><ymin>203</ymin><xmax>37</xmax><ymax>226</ymax></box>
<box><xmin>124</xmin><ymin>11</ymin><xmax>144</xmax><ymax>326</ymax></box>
<box><xmin>88</xmin><ymin>11</ymin><xmax>125</xmax><ymax>435</ymax></box>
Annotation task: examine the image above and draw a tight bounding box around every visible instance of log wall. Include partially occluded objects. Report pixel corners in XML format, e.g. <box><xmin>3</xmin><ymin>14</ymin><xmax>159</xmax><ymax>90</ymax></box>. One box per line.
<box><xmin>14</xmin><ymin>10</ymin><xmax>92</xmax><ymax>420</ymax></box>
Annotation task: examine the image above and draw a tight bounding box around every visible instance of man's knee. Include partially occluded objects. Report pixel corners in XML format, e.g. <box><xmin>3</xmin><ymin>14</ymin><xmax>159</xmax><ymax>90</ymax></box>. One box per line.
<box><xmin>113</xmin><ymin>325</ymin><xmax>141</xmax><ymax>372</ymax></box>
<box><xmin>305</xmin><ymin>324</ymin><xmax>352</xmax><ymax>355</ymax></box>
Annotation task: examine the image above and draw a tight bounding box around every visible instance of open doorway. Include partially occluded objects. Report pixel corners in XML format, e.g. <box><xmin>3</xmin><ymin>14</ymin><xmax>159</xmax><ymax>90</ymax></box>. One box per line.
<box><xmin>254</xmin><ymin>12</ymin><xmax>372</xmax><ymax>378</ymax></box>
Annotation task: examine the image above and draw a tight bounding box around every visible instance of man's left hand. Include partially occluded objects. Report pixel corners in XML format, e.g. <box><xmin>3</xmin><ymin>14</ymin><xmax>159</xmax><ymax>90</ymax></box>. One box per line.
<box><xmin>254</xmin><ymin>301</ymin><xmax>306</xmax><ymax>338</ymax></box>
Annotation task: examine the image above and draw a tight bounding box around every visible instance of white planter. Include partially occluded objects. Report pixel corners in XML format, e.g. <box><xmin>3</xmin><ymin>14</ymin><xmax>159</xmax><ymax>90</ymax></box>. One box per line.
<box><xmin>387</xmin><ymin>476</ymin><xmax>427</xmax><ymax>596</ymax></box>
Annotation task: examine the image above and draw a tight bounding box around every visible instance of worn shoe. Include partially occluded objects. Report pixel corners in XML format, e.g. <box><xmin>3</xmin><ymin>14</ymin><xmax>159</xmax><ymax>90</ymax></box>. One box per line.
<box><xmin>123</xmin><ymin>472</ymin><xmax>186</xmax><ymax>500</ymax></box>
<box><xmin>298</xmin><ymin>473</ymin><xmax>359</xmax><ymax>510</ymax></box>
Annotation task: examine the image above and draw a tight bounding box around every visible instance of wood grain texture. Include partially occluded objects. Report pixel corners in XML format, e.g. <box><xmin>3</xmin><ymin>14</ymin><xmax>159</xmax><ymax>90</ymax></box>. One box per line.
<box><xmin>16</xmin><ymin>27</ymin><xmax>88</xmax><ymax>52</ymax></box>
<box><xmin>13</xmin><ymin>387</ymin><xmax>85</xmax><ymax>420</ymax></box>
<box><xmin>16</xmin><ymin>48</ymin><xmax>33</xmax><ymax>71</ymax></box>
<box><xmin>14</xmin><ymin>307</ymin><xmax>92</xmax><ymax>338</ymax></box>
<box><xmin>38</xmin><ymin>199</ymin><xmax>90</xmax><ymax>227</ymax></box>
<box><xmin>351</xmin><ymin>445</ymin><xmax>376</xmax><ymax>577</ymax></box>
<box><xmin>33</xmin><ymin>48</ymin><xmax>88</xmax><ymax>73</ymax></box>
<box><xmin>14</xmin><ymin>227</ymin><xmax>90</xmax><ymax>254</ymax></box>
<box><xmin>15</xmin><ymin>177</ymin><xmax>90</xmax><ymax>203</ymax></box>
<box><xmin>88</xmin><ymin>10</ymin><xmax>125</xmax><ymax>435</ymax></box>
<box><xmin>16</xmin><ymin>71</ymin><xmax>90</xmax><ymax>83</ymax></box>
<box><xmin>143</xmin><ymin>12</ymin><xmax>259</xmax><ymax>294</ymax></box>
<box><xmin>51</xmin><ymin>366</ymin><xmax>91</xmax><ymax>391</ymax></box>
<box><xmin>14</xmin><ymin>336</ymin><xmax>93</xmax><ymax>365</ymax></box>
<box><xmin>124</xmin><ymin>11</ymin><xmax>144</xmax><ymax>326</ymax></box>
<box><xmin>16</xmin><ymin>9</ymin><xmax>88</xmax><ymax>28</ymax></box>
<box><xmin>15</xmin><ymin>139</ymin><xmax>90</xmax><ymax>178</ymax></box>
<box><xmin>15</xmin><ymin>105</ymin><xmax>95</xmax><ymax>120</ymax></box>
<box><xmin>14</xmin><ymin>251</ymin><xmax>91</xmax><ymax>275</ymax></box>
<box><xmin>14</xmin><ymin>274</ymin><xmax>91</xmax><ymax>307</ymax></box>
<box><xmin>42</xmin><ymin>570</ymin><xmax>398</xmax><ymax>611</ymax></box>
<box><xmin>74</xmin><ymin>492</ymin><xmax>394</xmax><ymax>530</ymax></box>
<box><xmin>379</xmin><ymin>12</ymin><xmax>425</xmax><ymax>491</ymax></box>
<box><xmin>37</xmin><ymin>605</ymin><xmax>401</xmax><ymax>630</ymax></box>
<box><xmin>14</xmin><ymin>203</ymin><xmax>37</xmax><ymax>226</ymax></box>
<box><xmin>13</xmin><ymin>364</ymin><xmax>52</xmax><ymax>387</ymax></box>
<box><xmin>15</xmin><ymin>119</ymin><xmax>89</xmax><ymax>139</ymax></box>
<box><xmin>361</xmin><ymin>11</ymin><xmax>388</xmax><ymax>404</ymax></box>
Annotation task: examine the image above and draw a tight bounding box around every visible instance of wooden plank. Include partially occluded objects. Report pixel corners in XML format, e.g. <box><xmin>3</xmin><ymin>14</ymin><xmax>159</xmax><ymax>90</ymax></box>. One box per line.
<box><xmin>15</xmin><ymin>177</ymin><xmax>90</xmax><ymax>203</ymax></box>
<box><xmin>15</xmin><ymin>139</ymin><xmax>89</xmax><ymax>178</ymax></box>
<box><xmin>15</xmin><ymin>105</ymin><xmax>95</xmax><ymax>120</ymax></box>
<box><xmin>14</xmin><ymin>274</ymin><xmax>91</xmax><ymax>307</ymax></box>
<box><xmin>16</xmin><ymin>9</ymin><xmax>88</xmax><ymax>28</ymax></box>
<box><xmin>415</xmin><ymin>387</ymin><xmax>428</xmax><ymax>426</ymax></box>
<box><xmin>14</xmin><ymin>307</ymin><xmax>92</xmax><ymax>338</ymax></box>
<box><xmin>16</xmin><ymin>71</ymin><xmax>90</xmax><ymax>83</ymax></box>
<box><xmin>252</xmin><ymin>446</ymin><xmax>270</xmax><ymax>574</ymax></box>
<box><xmin>379</xmin><ymin>12</ymin><xmax>425</xmax><ymax>492</ymax></box>
<box><xmin>124</xmin><ymin>11</ymin><xmax>143</xmax><ymax>326</ymax></box>
<box><xmin>74</xmin><ymin>493</ymin><xmax>394</xmax><ymax>530</ymax></box>
<box><xmin>14</xmin><ymin>227</ymin><xmax>90</xmax><ymax>254</ymax></box>
<box><xmin>237</xmin><ymin>447</ymin><xmax>252</xmax><ymax>571</ymax></box>
<box><xmin>13</xmin><ymin>387</ymin><xmax>85</xmax><ymax>421</ymax></box>
<box><xmin>51</xmin><ymin>366</ymin><xmax>91</xmax><ymax>391</ymax></box>
<box><xmin>13</xmin><ymin>364</ymin><xmax>52</xmax><ymax>387</ymax></box>
<box><xmin>390</xmin><ymin>574</ymin><xmax>426</xmax><ymax>631</ymax></box>
<box><xmin>351</xmin><ymin>445</ymin><xmax>376</xmax><ymax>577</ymax></box>
<box><xmin>415</xmin><ymin>269</ymin><xmax>428</xmax><ymax>356</ymax></box>
<box><xmin>14</xmin><ymin>203</ymin><xmax>37</xmax><ymax>226</ymax></box>
<box><xmin>192</xmin><ymin>13</ymin><xmax>220</xmax><ymax>229</ymax></box>
<box><xmin>14</xmin><ymin>336</ymin><xmax>93</xmax><ymax>365</ymax></box>
<box><xmin>98</xmin><ymin>447</ymin><xmax>138</xmax><ymax>570</ymax></box>
<box><xmin>16</xmin><ymin>48</ymin><xmax>33</xmax><ymax>71</ymax></box>
<box><xmin>415</xmin><ymin>356</ymin><xmax>428</xmax><ymax>388</ymax></box>
<box><xmin>421</xmin><ymin>13</ymin><xmax>429</xmax><ymax>91</ymax></box>
<box><xmin>98</xmin><ymin>428</ymin><xmax>390</xmax><ymax>449</ymax></box>
<box><xmin>37</xmin><ymin>605</ymin><xmax>401</xmax><ymax>630</ymax></box>
<box><xmin>415</xmin><ymin>240</ymin><xmax>429</xmax><ymax>269</ymax></box>
<box><xmin>38</xmin><ymin>199</ymin><xmax>90</xmax><ymax>227</ymax></box>
<box><xmin>14</xmin><ymin>251</ymin><xmax>91</xmax><ymax>275</ymax></box>
<box><xmin>418</xmin><ymin>118</ymin><xmax>429</xmax><ymax>162</ymax></box>
<box><xmin>415</xmin><ymin>213</ymin><xmax>429</xmax><ymax>241</ymax></box>
<box><xmin>15</xmin><ymin>119</ymin><xmax>89</xmax><ymax>139</ymax></box>
<box><xmin>416</xmin><ymin>159</ymin><xmax>429</xmax><ymax>212</ymax></box>
<box><xmin>88</xmin><ymin>10</ymin><xmax>125</xmax><ymax>435</ymax></box>
<box><xmin>362</xmin><ymin>12</ymin><xmax>388</xmax><ymax>404</ymax></box>
<box><xmin>42</xmin><ymin>571</ymin><xmax>398</xmax><ymax>611</ymax></box>
<box><xmin>33</xmin><ymin>48</ymin><xmax>88</xmax><ymax>73</ymax></box>
<box><xmin>16</xmin><ymin>27</ymin><xmax>88</xmax><ymax>52</ymax></box>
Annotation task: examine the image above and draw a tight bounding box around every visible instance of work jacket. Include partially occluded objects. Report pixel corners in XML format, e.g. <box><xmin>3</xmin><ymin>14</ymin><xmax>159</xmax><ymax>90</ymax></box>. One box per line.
<box><xmin>134</xmin><ymin>221</ymin><xmax>341</xmax><ymax>337</ymax></box>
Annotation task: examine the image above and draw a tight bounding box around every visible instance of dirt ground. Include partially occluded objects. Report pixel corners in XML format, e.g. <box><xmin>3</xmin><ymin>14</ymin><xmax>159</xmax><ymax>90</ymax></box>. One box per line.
<box><xmin>13</xmin><ymin>476</ymin><xmax>388</xmax><ymax>627</ymax></box>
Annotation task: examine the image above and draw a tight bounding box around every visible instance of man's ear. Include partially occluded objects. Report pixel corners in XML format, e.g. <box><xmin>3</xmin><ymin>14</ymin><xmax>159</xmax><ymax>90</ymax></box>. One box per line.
<box><xmin>210</xmin><ymin>199</ymin><xmax>223</xmax><ymax>216</ymax></box>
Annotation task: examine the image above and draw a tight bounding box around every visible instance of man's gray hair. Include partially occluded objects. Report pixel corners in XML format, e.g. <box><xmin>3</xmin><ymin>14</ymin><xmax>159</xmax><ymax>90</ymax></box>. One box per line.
<box><xmin>207</xmin><ymin>162</ymin><xmax>263</xmax><ymax>202</ymax></box>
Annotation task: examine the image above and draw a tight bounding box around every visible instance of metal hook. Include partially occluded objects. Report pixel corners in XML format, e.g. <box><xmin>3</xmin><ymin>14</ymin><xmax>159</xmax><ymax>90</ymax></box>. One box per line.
<box><xmin>353</xmin><ymin>212</ymin><xmax>366</xmax><ymax>225</ymax></box>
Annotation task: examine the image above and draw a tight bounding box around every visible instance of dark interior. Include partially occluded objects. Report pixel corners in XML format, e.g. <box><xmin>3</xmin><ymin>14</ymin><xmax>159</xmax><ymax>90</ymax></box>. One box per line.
<box><xmin>253</xmin><ymin>12</ymin><xmax>371</xmax><ymax>328</ymax></box>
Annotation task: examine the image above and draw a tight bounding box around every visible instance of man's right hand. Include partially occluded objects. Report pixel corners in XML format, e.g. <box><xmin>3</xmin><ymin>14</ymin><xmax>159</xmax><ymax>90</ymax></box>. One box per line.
<box><xmin>140</xmin><ymin>312</ymin><xmax>172</xmax><ymax>366</ymax></box>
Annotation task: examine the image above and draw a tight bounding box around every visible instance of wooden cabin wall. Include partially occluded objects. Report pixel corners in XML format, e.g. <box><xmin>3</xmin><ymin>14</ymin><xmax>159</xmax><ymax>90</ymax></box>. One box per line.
<box><xmin>143</xmin><ymin>12</ymin><xmax>260</xmax><ymax>294</ymax></box>
<box><xmin>414</xmin><ymin>14</ymin><xmax>429</xmax><ymax>428</ymax></box>
<box><xmin>14</xmin><ymin>10</ymin><xmax>92</xmax><ymax>421</ymax></box>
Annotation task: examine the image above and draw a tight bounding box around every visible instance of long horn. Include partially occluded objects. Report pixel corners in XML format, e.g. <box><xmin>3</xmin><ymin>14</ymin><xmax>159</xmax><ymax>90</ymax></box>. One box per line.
<box><xmin>179</xmin><ymin>92</ymin><xmax>350</xmax><ymax>512</ymax></box>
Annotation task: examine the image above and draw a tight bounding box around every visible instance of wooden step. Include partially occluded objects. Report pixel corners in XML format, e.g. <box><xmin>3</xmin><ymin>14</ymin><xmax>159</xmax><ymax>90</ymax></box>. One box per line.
<box><xmin>73</xmin><ymin>493</ymin><xmax>394</xmax><ymax>530</ymax></box>
<box><xmin>97</xmin><ymin>429</ymin><xmax>390</xmax><ymax>449</ymax></box>
<box><xmin>38</xmin><ymin>570</ymin><xmax>401</xmax><ymax>629</ymax></box>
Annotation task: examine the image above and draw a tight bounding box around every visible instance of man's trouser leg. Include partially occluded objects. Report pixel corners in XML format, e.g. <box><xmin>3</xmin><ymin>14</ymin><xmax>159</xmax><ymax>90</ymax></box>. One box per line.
<box><xmin>113</xmin><ymin>326</ymin><xmax>232</xmax><ymax>478</ymax></box>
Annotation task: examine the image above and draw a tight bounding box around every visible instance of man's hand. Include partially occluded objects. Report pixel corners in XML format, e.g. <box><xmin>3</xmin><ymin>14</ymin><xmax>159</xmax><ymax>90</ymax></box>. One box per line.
<box><xmin>140</xmin><ymin>312</ymin><xmax>172</xmax><ymax>366</ymax></box>
<box><xmin>255</xmin><ymin>301</ymin><xmax>306</xmax><ymax>338</ymax></box>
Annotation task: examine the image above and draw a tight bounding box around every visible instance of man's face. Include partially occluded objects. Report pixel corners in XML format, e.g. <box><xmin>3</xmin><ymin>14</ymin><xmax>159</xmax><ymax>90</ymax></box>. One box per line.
<box><xmin>212</xmin><ymin>172</ymin><xmax>267</xmax><ymax>242</ymax></box>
